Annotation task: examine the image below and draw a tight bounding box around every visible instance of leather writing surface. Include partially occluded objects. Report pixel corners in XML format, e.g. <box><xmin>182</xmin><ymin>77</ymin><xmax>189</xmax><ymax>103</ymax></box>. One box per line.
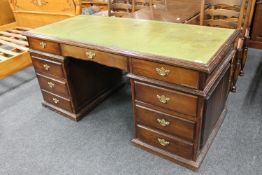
<box><xmin>30</xmin><ymin>15</ymin><xmax>235</xmax><ymax>64</ymax></box>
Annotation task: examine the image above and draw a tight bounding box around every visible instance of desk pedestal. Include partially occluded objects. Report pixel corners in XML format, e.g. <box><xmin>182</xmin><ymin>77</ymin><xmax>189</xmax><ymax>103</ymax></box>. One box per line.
<box><xmin>27</xmin><ymin>32</ymin><xmax>237</xmax><ymax>170</ymax></box>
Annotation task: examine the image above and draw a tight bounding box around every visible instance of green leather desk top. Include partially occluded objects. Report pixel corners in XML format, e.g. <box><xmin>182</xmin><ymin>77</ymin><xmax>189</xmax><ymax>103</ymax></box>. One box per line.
<box><xmin>29</xmin><ymin>15</ymin><xmax>235</xmax><ymax>64</ymax></box>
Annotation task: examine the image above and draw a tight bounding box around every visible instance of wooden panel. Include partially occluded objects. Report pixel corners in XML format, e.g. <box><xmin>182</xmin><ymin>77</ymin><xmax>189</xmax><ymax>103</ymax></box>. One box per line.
<box><xmin>126</xmin><ymin>0</ymin><xmax>202</xmax><ymax>23</ymax></box>
<box><xmin>42</xmin><ymin>90</ymin><xmax>73</xmax><ymax>113</ymax></box>
<box><xmin>9</xmin><ymin>0</ymin><xmax>81</xmax><ymax>28</ymax></box>
<box><xmin>201</xmin><ymin>67</ymin><xmax>230</xmax><ymax>147</ymax></box>
<box><xmin>28</xmin><ymin>38</ymin><xmax>61</xmax><ymax>55</ymax></box>
<box><xmin>37</xmin><ymin>74</ymin><xmax>69</xmax><ymax>97</ymax></box>
<box><xmin>134</xmin><ymin>81</ymin><xmax>198</xmax><ymax>117</ymax></box>
<box><xmin>250</xmin><ymin>1</ymin><xmax>262</xmax><ymax>44</ymax></box>
<box><xmin>0</xmin><ymin>27</ymin><xmax>32</xmax><ymax>79</ymax></box>
<box><xmin>135</xmin><ymin>104</ymin><xmax>195</xmax><ymax>141</ymax></box>
<box><xmin>0</xmin><ymin>0</ymin><xmax>15</xmax><ymax>26</ymax></box>
<box><xmin>136</xmin><ymin>124</ymin><xmax>194</xmax><ymax>159</ymax></box>
<box><xmin>132</xmin><ymin>59</ymin><xmax>199</xmax><ymax>89</ymax></box>
<box><xmin>61</xmin><ymin>44</ymin><xmax>128</xmax><ymax>71</ymax></box>
<box><xmin>31</xmin><ymin>55</ymin><xmax>65</xmax><ymax>79</ymax></box>
<box><xmin>67</xmin><ymin>58</ymin><xmax>123</xmax><ymax>110</ymax></box>
<box><xmin>0</xmin><ymin>22</ymin><xmax>16</xmax><ymax>32</ymax></box>
<box><xmin>0</xmin><ymin>52</ymin><xmax>31</xmax><ymax>79</ymax></box>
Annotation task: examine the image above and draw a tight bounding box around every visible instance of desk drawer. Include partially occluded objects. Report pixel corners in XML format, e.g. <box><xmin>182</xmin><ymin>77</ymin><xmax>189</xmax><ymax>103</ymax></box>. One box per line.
<box><xmin>42</xmin><ymin>90</ymin><xmax>73</xmax><ymax>112</ymax></box>
<box><xmin>135</xmin><ymin>105</ymin><xmax>195</xmax><ymax>141</ymax></box>
<box><xmin>31</xmin><ymin>56</ymin><xmax>65</xmax><ymax>79</ymax></box>
<box><xmin>61</xmin><ymin>44</ymin><xmax>128</xmax><ymax>71</ymax></box>
<box><xmin>136</xmin><ymin>124</ymin><xmax>194</xmax><ymax>159</ymax></box>
<box><xmin>132</xmin><ymin>59</ymin><xmax>199</xmax><ymax>89</ymax></box>
<box><xmin>134</xmin><ymin>81</ymin><xmax>198</xmax><ymax>117</ymax></box>
<box><xmin>37</xmin><ymin>74</ymin><xmax>69</xmax><ymax>97</ymax></box>
<box><xmin>28</xmin><ymin>38</ymin><xmax>60</xmax><ymax>55</ymax></box>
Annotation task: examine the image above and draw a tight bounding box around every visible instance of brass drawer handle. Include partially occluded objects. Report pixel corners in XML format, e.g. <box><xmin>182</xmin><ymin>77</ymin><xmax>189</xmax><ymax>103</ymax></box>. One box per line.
<box><xmin>158</xmin><ymin>138</ymin><xmax>170</xmax><ymax>146</ymax></box>
<box><xmin>43</xmin><ymin>64</ymin><xmax>50</xmax><ymax>71</ymax></box>
<box><xmin>40</xmin><ymin>41</ymin><xmax>47</xmax><ymax>49</ymax></box>
<box><xmin>48</xmin><ymin>82</ymin><xmax>55</xmax><ymax>88</ymax></box>
<box><xmin>157</xmin><ymin>118</ymin><xmax>170</xmax><ymax>127</ymax></box>
<box><xmin>156</xmin><ymin>95</ymin><xmax>170</xmax><ymax>104</ymax></box>
<box><xmin>52</xmin><ymin>98</ymin><xmax>59</xmax><ymax>104</ymax></box>
<box><xmin>156</xmin><ymin>67</ymin><xmax>170</xmax><ymax>77</ymax></box>
<box><xmin>86</xmin><ymin>51</ymin><xmax>96</xmax><ymax>60</ymax></box>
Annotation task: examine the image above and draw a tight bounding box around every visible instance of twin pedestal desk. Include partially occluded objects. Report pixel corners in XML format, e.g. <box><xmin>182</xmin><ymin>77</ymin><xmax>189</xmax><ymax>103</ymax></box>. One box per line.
<box><xmin>25</xmin><ymin>16</ymin><xmax>239</xmax><ymax>170</ymax></box>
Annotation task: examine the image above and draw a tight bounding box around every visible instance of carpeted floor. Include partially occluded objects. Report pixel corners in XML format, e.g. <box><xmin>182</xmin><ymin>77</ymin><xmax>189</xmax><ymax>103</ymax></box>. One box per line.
<box><xmin>0</xmin><ymin>49</ymin><xmax>261</xmax><ymax>175</ymax></box>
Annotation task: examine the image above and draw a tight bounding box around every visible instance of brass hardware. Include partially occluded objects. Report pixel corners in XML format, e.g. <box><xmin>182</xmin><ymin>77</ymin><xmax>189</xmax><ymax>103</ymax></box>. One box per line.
<box><xmin>52</xmin><ymin>98</ymin><xmax>59</xmax><ymax>104</ymax></box>
<box><xmin>43</xmin><ymin>64</ymin><xmax>50</xmax><ymax>71</ymax></box>
<box><xmin>158</xmin><ymin>138</ymin><xmax>170</xmax><ymax>146</ymax></box>
<box><xmin>156</xmin><ymin>67</ymin><xmax>170</xmax><ymax>77</ymax></box>
<box><xmin>156</xmin><ymin>95</ymin><xmax>170</xmax><ymax>104</ymax></box>
<box><xmin>39</xmin><ymin>41</ymin><xmax>47</xmax><ymax>49</ymax></box>
<box><xmin>86</xmin><ymin>51</ymin><xmax>96</xmax><ymax>60</ymax></box>
<box><xmin>157</xmin><ymin>118</ymin><xmax>170</xmax><ymax>127</ymax></box>
<box><xmin>48</xmin><ymin>82</ymin><xmax>55</xmax><ymax>88</ymax></box>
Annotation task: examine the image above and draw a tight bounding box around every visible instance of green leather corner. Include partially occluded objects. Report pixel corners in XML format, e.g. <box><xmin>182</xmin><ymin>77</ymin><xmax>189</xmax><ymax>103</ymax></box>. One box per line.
<box><xmin>30</xmin><ymin>15</ymin><xmax>235</xmax><ymax>64</ymax></box>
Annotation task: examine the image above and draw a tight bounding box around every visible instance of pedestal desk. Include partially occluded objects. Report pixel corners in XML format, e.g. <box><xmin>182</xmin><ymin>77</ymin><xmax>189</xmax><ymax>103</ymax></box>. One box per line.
<box><xmin>25</xmin><ymin>16</ymin><xmax>239</xmax><ymax>170</ymax></box>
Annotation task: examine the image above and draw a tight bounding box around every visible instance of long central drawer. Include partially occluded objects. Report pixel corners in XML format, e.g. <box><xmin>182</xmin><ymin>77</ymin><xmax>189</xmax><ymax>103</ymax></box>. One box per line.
<box><xmin>61</xmin><ymin>44</ymin><xmax>128</xmax><ymax>71</ymax></box>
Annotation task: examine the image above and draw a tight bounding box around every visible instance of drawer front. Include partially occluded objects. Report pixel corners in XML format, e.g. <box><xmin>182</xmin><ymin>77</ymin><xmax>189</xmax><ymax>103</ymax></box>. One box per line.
<box><xmin>61</xmin><ymin>44</ymin><xmax>128</xmax><ymax>71</ymax></box>
<box><xmin>42</xmin><ymin>90</ymin><xmax>73</xmax><ymax>112</ymax></box>
<box><xmin>31</xmin><ymin>56</ymin><xmax>65</xmax><ymax>79</ymax></box>
<box><xmin>37</xmin><ymin>74</ymin><xmax>69</xmax><ymax>97</ymax></box>
<box><xmin>135</xmin><ymin>82</ymin><xmax>198</xmax><ymax>117</ymax></box>
<box><xmin>136</xmin><ymin>125</ymin><xmax>194</xmax><ymax>159</ymax></box>
<box><xmin>132</xmin><ymin>59</ymin><xmax>199</xmax><ymax>89</ymax></box>
<box><xmin>135</xmin><ymin>105</ymin><xmax>195</xmax><ymax>141</ymax></box>
<box><xmin>28</xmin><ymin>38</ymin><xmax>61</xmax><ymax>55</ymax></box>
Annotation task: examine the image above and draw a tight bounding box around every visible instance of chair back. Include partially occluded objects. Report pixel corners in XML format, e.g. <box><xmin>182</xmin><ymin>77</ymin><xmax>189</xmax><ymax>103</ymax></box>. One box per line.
<box><xmin>108</xmin><ymin>0</ymin><xmax>131</xmax><ymax>17</ymax></box>
<box><xmin>200</xmin><ymin>0</ymin><xmax>250</xmax><ymax>30</ymax></box>
<box><xmin>132</xmin><ymin>0</ymin><xmax>151</xmax><ymax>12</ymax></box>
<box><xmin>9</xmin><ymin>0</ymin><xmax>81</xmax><ymax>28</ymax></box>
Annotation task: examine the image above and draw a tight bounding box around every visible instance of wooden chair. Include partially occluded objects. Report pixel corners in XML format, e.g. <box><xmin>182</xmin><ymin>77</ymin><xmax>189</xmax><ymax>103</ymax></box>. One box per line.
<box><xmin>200</xmin><ymin>0</ymin><xmax>247</xmax><ymax>27</ymax></box>
<box><xmin>199</xmin><ymin>0</ymin><xmax>252</xmax><ymax>91</ymax></box>
<box><xmin>132</xmin><ymin>0</ymin><xmax>151</xmax><ymax>12</ymax></box>
<box><xmin>240</xmin><ymin>0</ymin><xmax>256</xmax><ymax>75</ymax></box>
<box><xmin>8</xmin><ymin>0</ymin><xmax>81</xmax><ymax>28</ymax></box>
<box><xmin>108</xmin><ymin>0</ymin><xmax>132</xmax><ymax>17</ymax></box>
